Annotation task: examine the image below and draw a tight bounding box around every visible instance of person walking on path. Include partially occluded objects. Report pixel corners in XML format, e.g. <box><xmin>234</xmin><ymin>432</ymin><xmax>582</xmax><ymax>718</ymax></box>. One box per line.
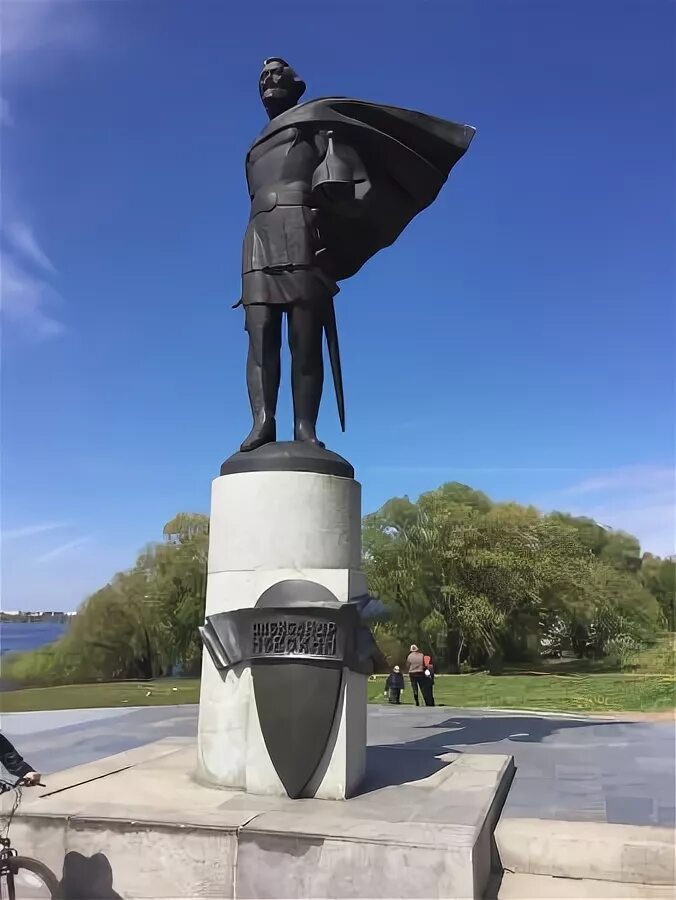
<box><xmin>406</xmin><ymin>644</ymin><xmax>426</xmax><ymax>706</ymax></box>
<box><xmin>385</xmin><ymin>665</ymin><xmax>405</xmax><ymax>704</ymax></box>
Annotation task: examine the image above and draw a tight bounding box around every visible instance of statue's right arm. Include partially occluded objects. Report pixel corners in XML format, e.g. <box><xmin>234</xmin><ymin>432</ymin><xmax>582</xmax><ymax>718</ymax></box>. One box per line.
<box><xmin>245</xmin><ymin>152</ymin><xmax>254</xmax><ymax>201</ymax></box>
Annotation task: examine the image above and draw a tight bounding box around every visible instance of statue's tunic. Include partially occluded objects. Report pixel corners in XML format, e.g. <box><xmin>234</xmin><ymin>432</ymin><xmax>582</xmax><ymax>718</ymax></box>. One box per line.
<box><xmin>237</xmin><ymin>126</ymin><xmax>339</xmax><ymax>308</ymax></box>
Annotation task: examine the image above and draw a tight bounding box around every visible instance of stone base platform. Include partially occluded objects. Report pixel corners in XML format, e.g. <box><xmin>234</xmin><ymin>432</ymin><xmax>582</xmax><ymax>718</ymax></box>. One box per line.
<box><xmin>10</xmin><ymin>737</ymin><xmax>514</xmax><ymax>899</ymax></box>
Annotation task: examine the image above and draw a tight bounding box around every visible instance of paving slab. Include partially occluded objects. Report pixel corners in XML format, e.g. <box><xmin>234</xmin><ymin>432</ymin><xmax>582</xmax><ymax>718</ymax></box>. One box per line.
<box><xmin>495</xmin><ymin>817</ymin><xmax>676</xmax><ymax>885</ymax></box>
<box><xmin>4</xmin><ymin>704</ymin><xmax>675</xmax><ymax>826</ymax></box>
<box><xmin>494</xmin><ymin>872</ymin><xmax>675</xmax><ymax>898</ymax></box>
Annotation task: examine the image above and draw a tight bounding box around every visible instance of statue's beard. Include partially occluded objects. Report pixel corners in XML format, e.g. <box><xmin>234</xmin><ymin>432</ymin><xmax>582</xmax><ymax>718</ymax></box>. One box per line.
<box><xmin>261</xmin><ymin>90</ymin><xmax>297</xmax><ymax>118</ymax></box>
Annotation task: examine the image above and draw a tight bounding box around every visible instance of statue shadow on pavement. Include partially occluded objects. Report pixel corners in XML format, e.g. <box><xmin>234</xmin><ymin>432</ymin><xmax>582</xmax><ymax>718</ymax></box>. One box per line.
<box><xmin>360</xmin><ymin>714</ymin><xmax>627</xmax><ymax>793</ymax></box>
<box><xmin>361</xmin><ymin>745</ymin><xmax>448</xmax><ymax>792</ymax></box>
<box><xmin>405</xmin><ymin>714</ymin><xmax>628</xmax><ymax>746</ymax></box>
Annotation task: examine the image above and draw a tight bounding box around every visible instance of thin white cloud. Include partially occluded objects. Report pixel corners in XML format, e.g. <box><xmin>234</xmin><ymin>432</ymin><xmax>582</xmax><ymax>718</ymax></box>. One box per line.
<box><xmin>0</xmin><ymin>249</ymin><xmax>65</xmax><ymax>341</ymax></box>
<box><xmin>560</xmin><ymin>465</ymin><xmax>674</xmax><ymax>497</ymax></box>
<box><xmin>2</xmin><ymin>521</ymin><xmax>70</xmax><ymax>541</ymax></box>
<box><xmin>4</xmin><ymin>221</ymin><xmax>57</xmax><ymax>274</ymax></box>
<box><xmin>540</xmin><ymin>464</ymin><xmax>675</xmax><ymax>557</ymax></box>
<box><xmin>36</xmin><ymin>537</ymin><xmax>90</xmax><ymax>564</ymax></box>
<box><xmin>0</xmin><ymin>1</ymin><xmax>98</xmax><ymax>73</ymax></box>
<box><xmin>0</xmin><ymin>97</ymin><xmax>13</xmax><ymax>126</ymax></box>
<box><xmin>0</xmin><ymin>0</ymin><xmax>99</xmax><ymax>344</ymax></box>
<box><xmin>363</xmin><ymin>465</ymin><xmax>595</xmax><ymax>474</ymax></box>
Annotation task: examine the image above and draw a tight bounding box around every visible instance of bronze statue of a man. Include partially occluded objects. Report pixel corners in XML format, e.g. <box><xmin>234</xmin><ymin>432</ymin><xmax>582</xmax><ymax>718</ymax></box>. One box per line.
<box><xmin>235</xmin><ymin>58</ymin><xmax>475</xmax><ymax>453</ymax></box>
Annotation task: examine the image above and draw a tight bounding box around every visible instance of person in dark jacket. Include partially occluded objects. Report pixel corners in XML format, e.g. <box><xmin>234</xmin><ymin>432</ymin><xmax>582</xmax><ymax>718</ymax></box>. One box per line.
<box><xmin>385</xmin><ymin>665</ymin><xmax>405</xmax><ymax>704</ymax></box>
<box><xmin>422</xmin><ymin>653</ymin><xmax>436</xmax><ymax>707</ymax></box>
<box><xmin>0</xmin><ymin>733</ymin><xmax>41</xmax><ymax>784</ymax></box>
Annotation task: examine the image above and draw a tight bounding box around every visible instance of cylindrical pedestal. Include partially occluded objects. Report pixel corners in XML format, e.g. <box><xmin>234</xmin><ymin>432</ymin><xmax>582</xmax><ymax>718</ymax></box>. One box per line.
<box><xmin>196</xmin><ymin>469</ymin><xmax>367</xmax><ymax>800</ymax></box>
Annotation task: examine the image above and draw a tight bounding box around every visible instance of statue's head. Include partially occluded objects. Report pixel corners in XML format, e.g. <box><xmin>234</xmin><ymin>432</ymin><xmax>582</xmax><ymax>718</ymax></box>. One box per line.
<box><xmin>259</xmin><ymin>58</ymin><xmax>306</xmax><ymax>119</ymax></box>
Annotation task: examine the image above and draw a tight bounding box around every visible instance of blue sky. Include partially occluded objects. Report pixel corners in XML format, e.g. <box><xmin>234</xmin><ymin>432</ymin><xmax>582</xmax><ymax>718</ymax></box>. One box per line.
<box><xmin>1</xmin><ymin>0</ymin><xmax>674</xmax><ymax>611</ymax></box>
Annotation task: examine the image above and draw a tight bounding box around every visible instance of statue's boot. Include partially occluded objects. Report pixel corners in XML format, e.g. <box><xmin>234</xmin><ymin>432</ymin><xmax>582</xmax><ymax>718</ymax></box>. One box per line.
<box><xmin>293</xmin><ymin>371</ymin><xmax>325</xmax><ymax>448</ymax></box>
<box><xmin>294</xmin><ymin>418</ymin><xmax>325</xmax><ymax>448</ymax></box>
<box><xmin>289</xmin><ymin>300</ymin><xmax>326</xmax><ymax>449</ymax></box>
<box><xmin>241</xmin><ymin>347</ymin><xmax>279</xmax><ymax>452</ymax></box>
<box><xmin>240</xmin><ymin>415</ymin><xmax>276</xmax><ymax>452</ymax></box>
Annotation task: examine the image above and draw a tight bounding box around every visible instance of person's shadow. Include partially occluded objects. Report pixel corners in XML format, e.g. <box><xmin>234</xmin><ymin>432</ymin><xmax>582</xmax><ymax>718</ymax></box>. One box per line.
<box><xmin>59</xmin><ymin>852</ymin><xmax>122</xmax><ymax>900</ymax></box>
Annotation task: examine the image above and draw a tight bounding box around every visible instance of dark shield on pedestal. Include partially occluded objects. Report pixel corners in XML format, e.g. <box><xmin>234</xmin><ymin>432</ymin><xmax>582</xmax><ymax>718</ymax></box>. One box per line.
<box><xmin>252</xmin><ymin>659</ymin><xmax>342</xmax><ymax>799</ymax></box>
<box><xmin>199</xmin><ymin>580</ymin><xmax>378</xmax><ymax>800</ymax></box>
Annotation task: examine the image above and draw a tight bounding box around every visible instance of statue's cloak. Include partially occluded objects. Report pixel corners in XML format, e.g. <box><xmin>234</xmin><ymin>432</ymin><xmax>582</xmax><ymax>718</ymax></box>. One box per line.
<box><xmin>251</xmin><ymin>97</ymin><xmax>476</xmax><ymax>281</ymax></box>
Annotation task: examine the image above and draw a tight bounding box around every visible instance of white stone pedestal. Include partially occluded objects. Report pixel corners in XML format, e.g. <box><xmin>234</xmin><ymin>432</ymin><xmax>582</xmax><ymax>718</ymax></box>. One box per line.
<box><xmin>196</xmin><ymin>469</ymin><xmax>367</xmax><ymax>800</ymax></box>
<box><xmin>15</xmin><ymin>740</ymin><xmax>516</xmax><ymax>900</ymax></box>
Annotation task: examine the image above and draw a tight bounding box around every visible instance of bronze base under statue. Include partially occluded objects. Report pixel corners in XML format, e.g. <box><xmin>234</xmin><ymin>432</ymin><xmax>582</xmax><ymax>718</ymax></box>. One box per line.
<box><xmin>220</xmin><ymin>440</ymin><xmax>354</xmax><ymax>479</ymax></box>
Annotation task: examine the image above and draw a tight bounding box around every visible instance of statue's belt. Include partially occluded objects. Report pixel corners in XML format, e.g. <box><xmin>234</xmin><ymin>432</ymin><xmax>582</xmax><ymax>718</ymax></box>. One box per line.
<box><xmin>250</xmin><ymin>190</ymin><xmax>314</xmax><ymax>218</ymax></box>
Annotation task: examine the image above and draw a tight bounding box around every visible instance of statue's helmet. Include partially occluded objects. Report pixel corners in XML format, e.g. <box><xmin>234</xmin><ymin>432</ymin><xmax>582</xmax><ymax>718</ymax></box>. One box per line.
<box><xmin>259</xmin><ymin>58</ymin><xmax>306</xmax><ymax>112</ymax></box>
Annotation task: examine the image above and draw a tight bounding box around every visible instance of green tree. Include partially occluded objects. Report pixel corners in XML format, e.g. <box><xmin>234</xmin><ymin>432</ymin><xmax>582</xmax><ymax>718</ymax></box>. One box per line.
<box><xmin>366</xmin><ymin>486</ymin><xmax>591</xmax><ymax>671</ymax></box>
<box><xmin>546</xmin><ymin>513</ymin><xmax>608</xmax><ymax>556</ymax></box>
<box><xmin>640</xmin><ymin>554</ymin><xmax>675</xmax><ymax>628</ymax></box>
<box><xmin>6</xmin><ymin>513</ymin><xmax>209</xmax><ymax>686</ymax></box>
<box><xmin>546</xmin><ymin>514</ymin><xmax>643</xmax><ymax>572</ymax></box>
<box><xmin>599</xmin><ymin>531</ymin><xmax>642</xmax><ymax>573</ymax></box>
<box><xmin>365</xmin><ymin>483</ymin><xmax>662</xmax><ymax>673</ymax></box>
<box><xmin>154</xmin><ymin>513</ymin><xmax>209</xmax><ymax>673</ymax></box>
<box><xmin>67</xmin><ymin>572</ymin><xmax>170</xmax><ymax>680</ymax></box>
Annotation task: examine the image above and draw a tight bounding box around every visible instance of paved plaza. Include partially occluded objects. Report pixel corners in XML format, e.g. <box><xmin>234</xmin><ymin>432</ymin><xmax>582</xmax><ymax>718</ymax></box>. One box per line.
<box><xmin>2</xmin><ymin>703</ymin><xmax>673</xmax><ymax>826</ymax></box>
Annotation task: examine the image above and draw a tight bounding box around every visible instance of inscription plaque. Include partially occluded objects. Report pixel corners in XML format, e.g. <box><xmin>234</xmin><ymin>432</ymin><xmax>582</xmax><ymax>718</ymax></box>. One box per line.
<box><xmin>252</xmin><ymin>619</ymin><xmax>337</xmax><ymax>657</ymax></box>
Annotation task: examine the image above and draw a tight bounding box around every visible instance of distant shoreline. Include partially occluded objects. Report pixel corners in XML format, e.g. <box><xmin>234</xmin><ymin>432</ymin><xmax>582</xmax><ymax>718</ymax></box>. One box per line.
<box><xmin>0</xmin><ymin>614</ymin><xmax>74</xmax><ymax>624</ymax></box>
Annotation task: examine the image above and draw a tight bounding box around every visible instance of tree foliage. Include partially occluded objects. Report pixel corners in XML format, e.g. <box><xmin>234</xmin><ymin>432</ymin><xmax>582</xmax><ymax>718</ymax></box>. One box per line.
<box><xmin>7</xmin><ymin>514</ymin><xmax>208</xmax><ymax>686</ymax></box>
<box><xmin>364</xmin><ymin>483</ymin><xmax>665</xmax><ymax>672</ymax></box>
<box><xmin>640</xmin><ymin>554</ymin><xmax>676</xmax><ymax>629</ymax></box>
<box><xmin>6</xmin><ymin>487</ymin><xmax>669</xmax><ymax>686</ymax></box>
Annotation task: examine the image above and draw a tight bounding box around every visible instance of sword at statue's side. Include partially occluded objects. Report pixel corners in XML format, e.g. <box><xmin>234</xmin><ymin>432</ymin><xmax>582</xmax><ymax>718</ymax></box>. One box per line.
<box><xmin>312</xmin><ymin>130</ymin><xmax>370</xmax><ymax>436</ymax></box>
<box><xmin>324</xmin><ymin>297</ymin><xmax>345</xmax><ymax>432</ymax></box>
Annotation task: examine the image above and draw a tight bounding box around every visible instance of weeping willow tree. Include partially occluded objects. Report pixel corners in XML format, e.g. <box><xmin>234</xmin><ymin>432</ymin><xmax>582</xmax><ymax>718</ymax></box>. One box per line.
<box><xmin>364</xmin><ymin>483</ymin><xmax>661</xmax><ymax>672</ymax></box>
<box><xmin>6</xmin><ymin>513</ymin><xmax>209</xmax><ymax>685</ymax></box>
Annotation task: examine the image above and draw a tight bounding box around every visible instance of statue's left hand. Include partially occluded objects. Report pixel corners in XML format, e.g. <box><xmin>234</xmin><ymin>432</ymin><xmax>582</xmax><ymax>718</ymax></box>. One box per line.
<box><xmin>316</xmin><ymin>182</ymin><xmax>363</xmax><ymax>219</ymax></box>
<box><xmin>312</xmin><ymin>129</ymin><xmax>368</xmax><ymax>217</ymax></box>
<box><xmin>317</xmin><ymin>181</ymin><xmax>355</xmax><ymax>205</ymax></box>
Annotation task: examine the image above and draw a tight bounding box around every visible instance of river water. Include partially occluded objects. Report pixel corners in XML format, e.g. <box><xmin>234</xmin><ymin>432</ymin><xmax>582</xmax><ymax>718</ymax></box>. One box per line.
<box><xmin>0</xmin><ymin>621</ymin><xmax>67</xmax><ymax>656</ymax></box>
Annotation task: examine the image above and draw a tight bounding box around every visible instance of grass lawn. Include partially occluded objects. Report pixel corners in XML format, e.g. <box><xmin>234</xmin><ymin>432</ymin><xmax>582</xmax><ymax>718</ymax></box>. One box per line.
<box><xmin>368</xmin><ymin>673</ymin><xmax>675</xmax><ymax>713</ymax></box>
<box><xmin>369</xmin><ymin>634</ymin><xmax>675</xmax><ymax>713</ymax></box>
<box><xmin>1</xmin><ymin>678</ymin><xmax>200</xmax><ymax>713</ymax></box>
<box><xmin>3</xmin><ymin>636</ymin><xmax>674</xmax><ymax>715</ymax></box>
<box><xmin>3</xmin><ymin>671</ymin><xmax>673</xmax><ymax>715</ymax></box>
